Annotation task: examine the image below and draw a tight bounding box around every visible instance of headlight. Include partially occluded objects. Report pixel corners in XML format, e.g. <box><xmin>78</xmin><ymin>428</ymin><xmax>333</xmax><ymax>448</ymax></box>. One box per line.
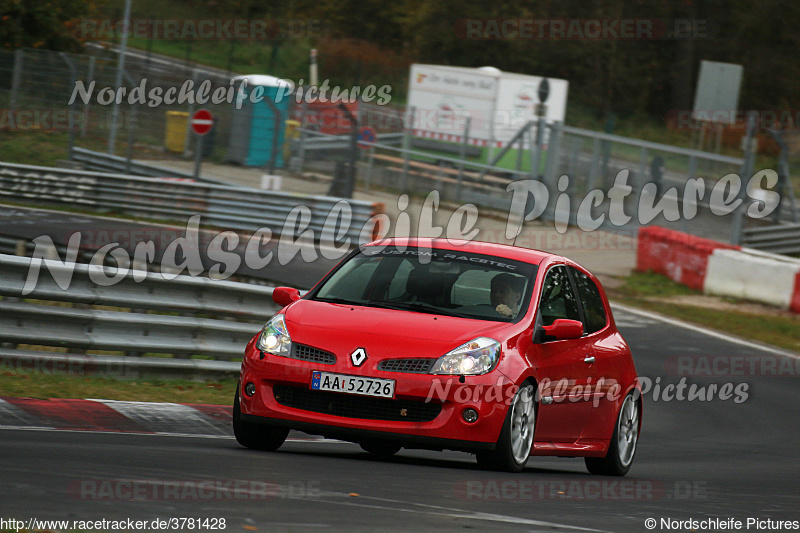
<box><xmin>430</xmin><ymin>337</ymin><xmax>500</xmax><ymax>375</ymax></box>
<box><xmin>256</xmin><ymin>314</ymin><xmax>292</xmax><ymax>356</ymax></box>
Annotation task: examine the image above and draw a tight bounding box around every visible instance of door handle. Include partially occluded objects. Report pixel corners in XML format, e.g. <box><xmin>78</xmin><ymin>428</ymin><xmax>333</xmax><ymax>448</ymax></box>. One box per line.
<box><xmin>583</xmin><ymin>356</ymin><xmax>595</xmax><ymax>364</ymax></box>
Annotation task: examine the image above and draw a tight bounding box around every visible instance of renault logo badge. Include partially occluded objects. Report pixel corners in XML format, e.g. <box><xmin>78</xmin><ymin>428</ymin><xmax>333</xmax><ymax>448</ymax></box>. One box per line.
<box><xmin>350</xmin><ymin>348</ymin><xmax>367</xmax><ymax>367</ymax></box>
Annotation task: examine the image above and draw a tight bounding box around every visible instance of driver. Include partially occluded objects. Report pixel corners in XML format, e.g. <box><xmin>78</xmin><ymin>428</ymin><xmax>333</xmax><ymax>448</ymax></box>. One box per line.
<box><xmin>490</xmin><ymin>273</ymin><xmax>524</xmax><ymax>317</ymax></box>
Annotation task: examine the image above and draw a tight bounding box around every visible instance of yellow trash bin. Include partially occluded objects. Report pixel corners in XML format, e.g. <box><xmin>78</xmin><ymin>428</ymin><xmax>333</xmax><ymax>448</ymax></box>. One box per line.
<box><xmin>284</xmin><ymin>119</ymin><xmax>301</xmax><ymax>160</ymax></box>
<box><xmin>165</xmin><ymin>111</ymin><xmax>189</xmax><ymax>153</ymax></box>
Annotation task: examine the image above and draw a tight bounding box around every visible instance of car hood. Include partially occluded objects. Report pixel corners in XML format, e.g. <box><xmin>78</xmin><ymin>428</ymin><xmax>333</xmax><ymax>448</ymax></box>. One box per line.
<box><xmin>283</xmin><ymin>299</ymin><xmax>514</xmax><ymax>360</ymax></box>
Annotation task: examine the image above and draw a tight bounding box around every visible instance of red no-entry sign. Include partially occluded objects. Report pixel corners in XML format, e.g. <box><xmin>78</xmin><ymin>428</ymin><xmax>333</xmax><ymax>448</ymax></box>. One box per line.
<box><xmin>191</xmin><ymin>109</ymin><xmax>214</xmax><ymax>135</ymax></box>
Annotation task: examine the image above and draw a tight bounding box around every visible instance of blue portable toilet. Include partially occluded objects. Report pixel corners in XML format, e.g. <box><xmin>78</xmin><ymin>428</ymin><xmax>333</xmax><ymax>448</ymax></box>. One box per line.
<box><xmin>227</xmin><ymin>74</ymin><xmax>294</xmax><ymax>167</ymax></box>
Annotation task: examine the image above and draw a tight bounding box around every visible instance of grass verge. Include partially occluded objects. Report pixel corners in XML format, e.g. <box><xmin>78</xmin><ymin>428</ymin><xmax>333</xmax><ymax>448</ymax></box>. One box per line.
<box><xmin>609</xmin><ymin>271</ymin><xmax>800</xmax><ymax>353</ymax></box>
<box><xmin>0</xmin><ymin>371</ymin><xmax>237</xmax><ymax>404</ymax></box>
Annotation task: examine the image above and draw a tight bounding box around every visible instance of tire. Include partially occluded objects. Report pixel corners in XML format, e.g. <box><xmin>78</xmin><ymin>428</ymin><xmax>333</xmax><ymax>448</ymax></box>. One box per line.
<box><xmin>232</xmin><ymin>386</ymin><xmax>289</xmax><ymax>451</ymax></box>
<box><xmin>585</xmin><ymin>392</ymin><xmax>640</xmax><ymax>476</ymax></box>
<box><xmin>475</xmin><ymin>382</ymin><xmax>536</xmax><ymax>472</ymax></box>
<box><xmin>359</xmin><ymin>440</ymin><xmax>402</xmax><ymax>458</ymax></box>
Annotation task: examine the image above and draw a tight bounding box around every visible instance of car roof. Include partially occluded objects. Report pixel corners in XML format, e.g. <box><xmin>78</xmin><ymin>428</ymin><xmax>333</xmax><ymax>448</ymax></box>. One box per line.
<box><xmin>363</xmin><ymin>238</ymin><xmax>562</xmax><ymax>266</ymax></box>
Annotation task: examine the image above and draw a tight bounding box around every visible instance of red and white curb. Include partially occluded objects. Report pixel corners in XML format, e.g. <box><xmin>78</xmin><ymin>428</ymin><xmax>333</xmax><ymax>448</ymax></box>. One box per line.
<box><xmin>0</xmin><ymin>397</ymin><xmax>331</xmax><ymax>442</ymax></box>
<box><xmin>0</xmin><ymin>397</ymin><xmax>231</xmax><ymax>436</ymax></box>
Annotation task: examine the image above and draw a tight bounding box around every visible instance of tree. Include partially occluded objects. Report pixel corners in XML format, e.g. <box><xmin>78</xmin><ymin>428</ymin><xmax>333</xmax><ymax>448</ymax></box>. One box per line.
<box><xmin>0</xmin><ymin>0</ymin><xmax>106</xmax><ymax>51</ymax></box>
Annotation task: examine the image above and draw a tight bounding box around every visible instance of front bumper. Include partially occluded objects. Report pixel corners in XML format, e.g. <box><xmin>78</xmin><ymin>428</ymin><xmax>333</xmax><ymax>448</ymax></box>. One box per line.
<box><xmin>238</xmin><ymin>337</ymin><xmax>516</xmax><ymax>449</ymax></box>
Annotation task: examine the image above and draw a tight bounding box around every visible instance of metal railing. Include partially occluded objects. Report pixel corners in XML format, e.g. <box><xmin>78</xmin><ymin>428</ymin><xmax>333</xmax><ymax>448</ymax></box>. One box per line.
<box><xmin>0</xmin><ymin>253</ymin><xmax>280</xmax><ymax>361</ymax></box>
<box><xmin>0</xmin><ymin>161</ymin><xmax>384</xmax><ymax>243</ymax></box>
<box><xmin>295</xmin><ymin>119</ymin><xmax>779</xmax><ymax>245</ymax></box>
<box><xmin>71</xmin><ymin>147</ymin><xmax>231</xmax><ymax>185</ymax></box>
<box><xmin>741</xmin><ymin>223</ymin><xmax>800</xmax><ymax>255</ymax></box>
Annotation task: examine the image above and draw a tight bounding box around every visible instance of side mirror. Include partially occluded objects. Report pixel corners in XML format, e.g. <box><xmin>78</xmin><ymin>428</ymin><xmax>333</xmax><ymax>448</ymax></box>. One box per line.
<box><xmin>272</xmin><ymin>287</ymin><xmax>301</xmax><ymax>307</ymax></box>
<box><xmin>541</xmin><ymin>319</ymin><xmax>584</xmax><ymax>341</ymax></box>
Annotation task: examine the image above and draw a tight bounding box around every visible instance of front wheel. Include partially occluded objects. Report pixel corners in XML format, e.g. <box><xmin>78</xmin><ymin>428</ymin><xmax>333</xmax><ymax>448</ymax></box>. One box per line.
<box><xmin>585</xmin><ymin>392</ymin><xmax>640</xmax><ymax>476</ymax></box>
<box><xmin>232</xmin><ymin>386</ymin><xmax>289</xmax><ymax>451</ymax></box>
<box><xmin>476</xmin><ymin>383</ymin><xmax>536</xmax><ymax>472</ymax></box>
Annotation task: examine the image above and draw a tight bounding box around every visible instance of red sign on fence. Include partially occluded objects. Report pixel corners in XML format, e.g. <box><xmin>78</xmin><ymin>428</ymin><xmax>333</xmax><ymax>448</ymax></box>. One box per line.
<box><xmin>191</xmin><ymin>109</ymin><xmax>214</xmax><ymax>135</ymax></box>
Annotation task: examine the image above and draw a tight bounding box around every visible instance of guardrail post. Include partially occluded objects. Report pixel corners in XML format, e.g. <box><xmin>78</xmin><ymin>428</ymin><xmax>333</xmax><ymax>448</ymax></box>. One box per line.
<box><xmin>401</xmin><ymin>107</ymin><xmax>415</xmax><ymax>193</ymax></box>
<box><xmin>586</xmin><ymin>138</ymin><xmax>602</xmax><ymax>191</ymax></box>
<box><xmin>542</xmin><ymin>121</ymin><xmax>563</xmax><ymax>221</ymax></box>
<box><xmin>766</xmin><ymin>129</ymin><xmax>799</xmax><ymax>223</ymax></box>
<box><xmin>122</xmin><ymin>70</ymin><xmax>138</xmax><ymax>174</ymax></box>
<box><xmin>326</xmin><ymin>103</ymin><xmax>358</xmax><ymax>198</ymax></box>
<box><xmin>529</xmin><ymin>117</ymin><xmax>546</xmax><ymax>179</ymax></box>
<box><xmin>82</xmin><ymin>56</ymin><xmax>96</xmax><ymax>138</ymax></box>
<box><xmin>365</xmin><ymin>145</ymin><xmax>375</xmax><ymax>192</ymax></box>
<box><xmin>456</xmin><ymin>117</ymin><xmax>471</xmax><ymax>203</ymax></box>
<box><xmin>636</xmin><ymin>146</ymin><xmax>648</xmax><ymax>217</ymax></box>
<box><xmin>543</xmin><ymin>121</ymin><xmax>562</xmax><ymax>189</ymax></box>
<box><xmin>59</xmin><ymin>53</ymin><xmax>78</xmax><ymax>160</ymax></box>
<box><xmin>183</xmin><ymin>70</ymin><xmax>201</xmax><ymax>158</ymax></box>
<box><xmin>293</xmin><ymin>102</ymin><xmax>309</xmax><ymax>173</ymax></box>
<box><xmin>731</xmin><ymin>111</ymin><xmax>758</xmax><ymax>244</ymax></box>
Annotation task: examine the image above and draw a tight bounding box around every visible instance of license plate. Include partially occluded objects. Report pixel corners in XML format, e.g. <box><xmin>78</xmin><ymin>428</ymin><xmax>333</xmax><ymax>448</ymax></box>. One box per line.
<box><xmin>311</xmin><ymin>371</ymin><xmax>395</xmax><ymax>398</ymax></box>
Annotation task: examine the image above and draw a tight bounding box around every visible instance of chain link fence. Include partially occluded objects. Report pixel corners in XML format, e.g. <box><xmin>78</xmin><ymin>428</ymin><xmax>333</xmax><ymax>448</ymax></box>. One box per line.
<box><xmin>2</xmin><ymin>47</ymin><xmax>797</xmax><ymax>252</ymax></box>
<box><xmin>0</xmin><ymin>46</ymin><xmax>405</xmax><ymax>170</ymax></box>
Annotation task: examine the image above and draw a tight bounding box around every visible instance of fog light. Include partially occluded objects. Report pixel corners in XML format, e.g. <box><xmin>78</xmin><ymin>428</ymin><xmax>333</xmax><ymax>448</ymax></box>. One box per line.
<box><xmin>244</xmin><ymin>382</ymin><xmax>256</xmax><ymax>397</ymax></box>
<box><xmin>462</xmin><ymin>408</ymin><xmax>478</xmax><ymax>423</ymax></box>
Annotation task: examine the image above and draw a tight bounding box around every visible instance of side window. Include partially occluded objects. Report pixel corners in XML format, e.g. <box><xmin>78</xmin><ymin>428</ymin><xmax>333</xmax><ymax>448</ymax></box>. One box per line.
<box><xmin>570</xmin><ymin>267</ymin><xmax>608</xmax><ymax>334</ymax></box>
<box><xmin>538</xmin><ymin>266</ymin><xmax>580</xmax><ymax>326</ymax></box>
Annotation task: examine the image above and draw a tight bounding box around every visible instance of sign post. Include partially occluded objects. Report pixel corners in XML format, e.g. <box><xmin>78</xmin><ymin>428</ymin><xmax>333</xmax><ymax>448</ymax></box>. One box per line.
<box><xmin>532</xmin><ymin>78</ymin><xmax>550</xmax><ymax>180</ymax></box>
<box><xmin>191</xmin><ymin>109</ymin><xmax>213</xmax><ymax>179</ymax></box>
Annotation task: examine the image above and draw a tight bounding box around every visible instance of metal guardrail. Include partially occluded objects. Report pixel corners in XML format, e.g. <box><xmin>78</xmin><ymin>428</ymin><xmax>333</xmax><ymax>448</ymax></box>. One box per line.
<box><xmin>741</xmin><ymin>223</ymin><xmax>800</xmax><ymax>255</ymax></box>
<box><xmin>0</xmin><ymin>300</ymin><xmax>257</xmax><ymax>359</ymax></box>
<box><xmin>560</xmin><ymin>125</ymin><xmax>746</xmax><ymax>166</ymax></box>
<box><xmin>0</xmin><ymin>161</ymin><xmax>384</xmax><ymax>243</ymax></box>
<box><xmin>0</xmin><ymin>253</ymin><xmax>281</xmax><ymax>361</ymax></box>
<box><xmin>0</xmin><ymin>254</ymin><xmax>277</xmax><ymax>320</ymax></box>
<box><xmin>71</xmin><ymin>147</ymin><xmax>232</xmax><ymax>186</ymax></box>
<box><xmin>0</xmin><ymin>348</ymin><xmax>240</xmax><ymax>380</ymax></box>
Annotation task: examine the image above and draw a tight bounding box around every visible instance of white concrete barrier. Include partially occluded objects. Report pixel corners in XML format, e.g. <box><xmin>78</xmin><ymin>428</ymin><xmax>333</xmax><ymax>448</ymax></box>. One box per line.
<box><xmin>704</xmin><ymin>248</ymin><xmax>800</xmax><ymax>311</ymax></box>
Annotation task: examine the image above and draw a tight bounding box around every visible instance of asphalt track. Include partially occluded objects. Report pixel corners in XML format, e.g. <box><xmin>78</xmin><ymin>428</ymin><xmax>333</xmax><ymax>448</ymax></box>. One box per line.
<box><xmin>1</xmin><ymin>306</ymin><xmax>798</xmax><ymax>533</ymax></box>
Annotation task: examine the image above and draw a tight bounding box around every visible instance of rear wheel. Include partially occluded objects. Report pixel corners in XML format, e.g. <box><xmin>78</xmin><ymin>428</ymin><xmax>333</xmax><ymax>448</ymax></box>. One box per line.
<box><xmin>232</xmin><ymin>386</ymin><xmax>289</xmax><ymax>451</ymax></box>
<box><xmin>585</xmin><ymin>392</ymin><xmax>640</xmax><ymax>476</ymax></box>
<box><xmin>359</xmin><ymin>440</ymin><xmax>402</xmax><ymax>458</ymax></box>
<box><xmin>476</xmin><ymin>383</ymin><xmax>536</xmax><ymax>472</ymax></box>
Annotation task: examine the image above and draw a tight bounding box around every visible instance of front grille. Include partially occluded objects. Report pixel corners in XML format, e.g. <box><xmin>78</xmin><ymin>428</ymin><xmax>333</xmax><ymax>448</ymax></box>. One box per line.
<box><xmin>289</xmin><ymin>344</ymin><xmax>336</xmax><ymax>365</ymax></box>
<box><xmin>273</xmin><ymin>385</ymin><xmax>442</xmax><ymax>422</ymax></box>
<box><xmin>377</xmin><ymin>358</ymin><xmax>436</xmax><ymax>374</ymax></box>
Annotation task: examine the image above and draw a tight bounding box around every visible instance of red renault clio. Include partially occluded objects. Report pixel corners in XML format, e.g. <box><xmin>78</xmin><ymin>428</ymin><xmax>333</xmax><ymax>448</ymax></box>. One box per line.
<box><xmin>234</xmin><ymin>238</ymin><xmax>641</xmax><ymax>475</ymax></box>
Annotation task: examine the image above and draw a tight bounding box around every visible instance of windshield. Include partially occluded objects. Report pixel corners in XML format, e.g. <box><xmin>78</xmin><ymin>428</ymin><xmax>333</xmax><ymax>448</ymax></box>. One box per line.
<box><xmin>311</xmin><ymin>246</ymin><xmax>537</xmax><ymax>322</ymax></box>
